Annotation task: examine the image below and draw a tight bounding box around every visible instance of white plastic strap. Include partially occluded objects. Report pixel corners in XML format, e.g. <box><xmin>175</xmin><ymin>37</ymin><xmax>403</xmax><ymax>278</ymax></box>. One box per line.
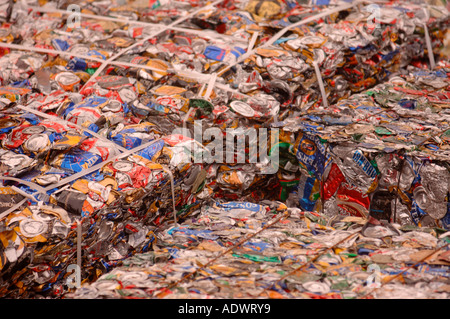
<box><xmin>16</xmin><ymin>104</ymin><xmax>127</xmax><ymax>153</ymax></box>
<box><xmin>218</xmin><ymin>1</ymin><xmax>359</xmax><ymax>77</ymax></box>
<box><xmin>10</xmin><ymin>185</ymin><xmax>37</xmax><ymax>200</ymax></box>
<box><xmin>247</xmin><ymin>31</ymin><xmax>259</xmax><ymax>52</ymax></box>
<box><xmin>76</xmin><ymin>219</ymin><xmax>82</xmax><ymax>274</ymax></box>
<box><xmin>0</xmin><ymin>42</ymin><xmax>199</xmax><ymax>83</ymax></box>
<box><xmin>0</xmin><ymin>42</ymin><xmax>105</xmax><ymax>63</ymax></box>
<box><xmin>161</xmin><ymin>165</ymin><xmax>177</xmax><ymax>226</ymax></box>
<box><xmin>0</xmin><ymin>176</ymin><xmax>47</xmax><ymax>194</ymax></box>
<box><xmin>42</xmin><ymin>137</ymin><xmax>165</xmax><ymax>193</ymax></box>
<box><xmin>422</xmin><ymin>22</ymin><xmax>436</xmax><ymax>69</ymax></box>
<box><xmin>173</xmin><ymin>68</ymin><xmax>251</xmax><ymax>98</ymax></box>
<box><xmin>81</xmin><ymin>0</ymin><xmax>226</xmax><ymax>91</ymax></box>
<box><xmin>203</xmin><ymin>72</ymin><xmax>217</xmax><ymax>100</ymax></box>
<box><xmin>266</xmin><ymin>1</ymin><xmax>361</xmax><ymax>46</ymax></box>
<box><xmin>47</xmin><ymin>184</ymin><xmax>71</xmax><ymax>196</ymax></box>
<box><xmin>182</xmin><ymin>106</ymin><xmax>196</xmax><ymax>130</ymax></box>
<box><xmin>175</xmin><ymin>68</ymin><xmax>214</xmax><ymax>83</ymax></box>
<box><xmin>198</xmin><ymin>82</ymin><xmax>206</xmax><ymax>97</ymax></box>
<box><xmin>0</xmin><ymin>198</ymin><xmax>28</xmax><ymax>221</ymax></box>
<box><xmin>313</xmin><ymin>60</ymin><xmax>328</xmax><ymax>108</ymax></box>
<box><xmin>215</xmin><ymin>83</ymin><xmax>250</xmax><ymax>98</ymax></box>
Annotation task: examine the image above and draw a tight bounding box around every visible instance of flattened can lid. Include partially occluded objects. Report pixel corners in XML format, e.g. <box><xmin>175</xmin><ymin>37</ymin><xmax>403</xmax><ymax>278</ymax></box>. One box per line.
<box><xmin>23</xmin><ymin>133</ymin><xmax>50</xmax><ymax>152</ymax></box>
<box><xmin>118</xmin><ymin>87</ymin><xmax>137</xmax><ymax>103</ymax></box>
<box><xmin>192</xmin><ymin>39</ymin><xmax>207</xmax><ymax>55</ymax></box>
<box><xmin>55</xmin><ymin>72</ymin><xmax>80</xmax><ymax>91</ymax></box>
<box><xmin>0</xmin><ymin>118</ymin><xmax>19</xmax><ymax>129</ymax></box>
<box><xmin>113</xmin><ymin>160</ymin><xmax>134</xmax><ymax>172</ymax></box>
<box><xmin>103</xmin><ymin>100</ymin><xmax>122</xmax><ymax>112</ymax></box>
<box><xmin>69</xmin><ymin>45</ymin><xmax>90</xmax><ymax>56</ymax></box>
<box><xmin>302</xmin><ymin>281</ymin><xmax>330</xmax><ymax>295</ymax></box>
<box><xmin>55</xmin><ymin>72</ymin><xmax>80</xmax><ymax>86</ymax></box>
<box><xmin>22</xmin><ymin>126</ymin><xmax>46</xmax><ymax>135</ymax></box>
<box><xmin>19</xmin><ymin>219</ymin><xmax>48</xmax><ymax>237</ymax></box>
<box><xmin>425</xmin><ymin>202</ymin><xmax>447</xmax><ymax>220</ymax></box>
<box><xmin>229</xmin><ymin>101</ymin><xmax>255</xmax><ymax>117</ymax></box>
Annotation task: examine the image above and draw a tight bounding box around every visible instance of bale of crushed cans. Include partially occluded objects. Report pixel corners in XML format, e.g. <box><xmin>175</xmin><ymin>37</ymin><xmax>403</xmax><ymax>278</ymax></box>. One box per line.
<box><xmin>67</xmin><ymin>200</ymin><xmax>450</xmax><ymax>299</ymax></box>
<box><xmin>0</xmin><ymin>0</ymin><xmax>448</xmax><ymax>298</ymax></box>
<box><xmin>277</xmin><ymin>61</ymin><xmax>450</xmax><ymax>229</ymax></box>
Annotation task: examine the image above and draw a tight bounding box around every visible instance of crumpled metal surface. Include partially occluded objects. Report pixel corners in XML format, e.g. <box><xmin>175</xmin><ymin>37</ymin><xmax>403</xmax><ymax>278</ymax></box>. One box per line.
<box><xmin>67</xmin><ymin>202</ymin><xmax>450</xmax><ymax>299</ymax></box>
<box><xmin>0</xmin><ymin>0</ymin><xmax>448</xmax><ymax>299</ymax></box>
